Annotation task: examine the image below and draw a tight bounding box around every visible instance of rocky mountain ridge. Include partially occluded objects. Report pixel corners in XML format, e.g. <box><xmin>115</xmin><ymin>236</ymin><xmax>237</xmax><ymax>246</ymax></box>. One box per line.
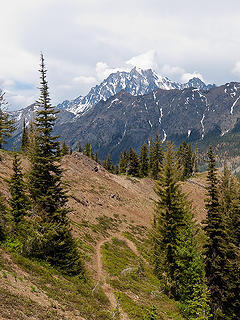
<box><xmin>56</xmin><ymin>67</ymin><xmax>215</xmax><ymax>116</ymax></box>
<box><xmin>50</xmin><ymin>82</ymin><xmax>240</xmax><ymax>162</ymax></box>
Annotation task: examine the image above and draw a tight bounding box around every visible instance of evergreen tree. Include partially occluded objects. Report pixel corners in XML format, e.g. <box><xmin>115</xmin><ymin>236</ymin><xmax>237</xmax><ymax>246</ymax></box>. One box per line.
<box><xmin>177</xmin><ymin>141</ymin><xmax>196</xmax><ymax>180</ymax></box>
<box><xmin>119</xmin><ymin>151</ymin><xmax>129</xmax><ymax>174</ymax></box>
<box><xmin>61</xmin><ymin>141</ymin><xmax>69</xmax><ymax>155</ymax></box>
<box><xmin>0</xmin><ymin>91</ymin><xmax>15</xmax><ymax>149</ymax></box>
<box><xmin>77</xmin><ymin>141</ymin><xmax>82</xmax><ymax>152</ymax></box>
<box><xmin>89</xmin><ymin>144</ymin><xmax>93</xmax><ymax>159</ymax></box>
<box><xmin>139</xmin><ymin>143</ymin><xmax>149</xmax><ymax>177</ymax></box>
<box><xmin>27</xmin><ymin>54</ymin><xmax>83</xmax><ymax>275</ymax></box>
<box><xmin>152</xmin><ymin>143</ymin><xmax>209</xmax><ymax>318</ymax></box>
<box><xmin>203</xmin><ymin>146</ymin><xmax>238</xmax><ymax>319</ymax></box>
<box><xmin>83</xmin><ymin>142</ymin><xmax>91</xmax><ymax>157</ymax></box>
<box><xmin>69</xmin><ymin>147</ymin><xmax>73</xmax><ymax>155</ymax></box>
<box><xmin>93</xmin><ymin>152</ymin><xmax>99</xmax><ymax>164</ymax></box>
<box><xmin>103</xmin><ymin>154</ymin><xmax>114</xmax><ymax>173</ymax></box>
<box><xmin>218</xmin><ymin>163</ymin><xmax>240</xmax><ymax>318</ymax></box>
<box><xmin>8</xmin><ymin>154</ymin><xmax>29</xmax><ymax>223</ymax></box>
<box><xmin>128</xmin><ymin>147</ymin><xmax>139</xmax><ymax>177</ymax></box>
<box><xmin>20</xmin><ymin>118</ymin><xmax>29</xmax><ymax>152</ymax></box>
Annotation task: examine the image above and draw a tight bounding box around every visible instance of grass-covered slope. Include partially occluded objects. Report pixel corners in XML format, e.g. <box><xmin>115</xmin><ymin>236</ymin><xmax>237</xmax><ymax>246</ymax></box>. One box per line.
<box><xmin>0</xmin><ymin>150</ymin><xmax>207</xmax><ymax>319</ymax></box>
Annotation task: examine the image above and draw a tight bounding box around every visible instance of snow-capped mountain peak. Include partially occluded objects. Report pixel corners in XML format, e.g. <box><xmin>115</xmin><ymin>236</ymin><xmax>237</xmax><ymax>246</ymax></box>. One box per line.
<box><xmin>57</xmin><ymin>67</ymin><xmax>199</xmax><ymax>115</ymax></box>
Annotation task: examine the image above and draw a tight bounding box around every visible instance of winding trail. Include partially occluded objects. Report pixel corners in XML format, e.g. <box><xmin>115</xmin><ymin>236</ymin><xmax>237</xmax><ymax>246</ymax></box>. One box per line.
<box><xmin>186</xmin><ymin>179</ymin><xmax>206</xmax><ymax>190</ymax></box>
<box><xmin>95</xmin><ymin>234</ymin><xmax>142</xmax><ymax>320</ymax></box>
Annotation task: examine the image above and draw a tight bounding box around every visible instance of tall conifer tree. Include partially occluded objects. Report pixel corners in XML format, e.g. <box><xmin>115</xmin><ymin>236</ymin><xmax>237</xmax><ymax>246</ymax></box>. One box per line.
<box><xmin>139</xmin><ymin>143</ymin><xmax>149</xmax><ymax>177</ymax></box>
<box><xmin>152</xmin><ymin>143</ymin><xmax>209</xmax><ymax>318</ymax></box>
<box><xmin>128</xmin><ymin>147</ymin><xmax>140</xmax><ymax>177</ymax></box>
<box><xmin>204</xmin><ymin>146</ymin><xmax>238</xmax><ymax>319</ymax></box>
<box><xmin>27</xmin><ymin>54</ymin><xmax>83</xmax><ymax>275</ymax></box>
<box><xmin>119</xmin><ymin>151</ymin><xmax>129</xmax><ymax>174</ymax></box>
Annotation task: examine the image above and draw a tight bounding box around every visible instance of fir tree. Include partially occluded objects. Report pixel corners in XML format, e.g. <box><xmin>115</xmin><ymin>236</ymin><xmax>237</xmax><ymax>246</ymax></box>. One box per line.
<box><xmin>177</xmin><ymin>141</ymin><xmax>196</xmax><ymax>180</ymax></box>
<box><xmin>27</xmin><ymin>54</ymin><xmax>83</xmax><ymax>275</ymax></box>
<box><xmin>119</xmin><ymin>151</ymin><xmax>129</xmax><ymax>174</ymax></box>
<box><xmin>152</xmin><ymin>143</ymin><xmax>209</xmax><ymax>318</ymax></box>
<box><xmin>61</xmin><ymin>141</ymin><xmax>69</xmax><ymax>155</ymax></box>
<box><xmin>0</xmin><ymin>91</ymin><xmax>15</xmax><ymax>149</ymax></box>
<box><xmin>103</xmin><ymin>154</ymin><xmax>114</xmax><ymax>173</ymax></box>
<box><xmin>218</xmin><ymin>163</ymin><xmax>240</xmax><ymax>318</ymax></box>
<box><xmin>203</xmin><ymin>146</ymin><xmax>237</xmax><ymax>319</ymax></box>
<box><xmin>77</xmin><ymin>141</ymin><xmax>82</xmax><ymax>152</ymax></box>
<box><xmin>93</xmin><ymin>152</ymin><xmax>99</xmax><ymax>163</ymax></box>
<box><xmin>21</xmin><ymin>118</ymin><xmax>29</xmax><ymax>152</ymax></box>
<box><xmin>128</xmin><ymin>147</ymin><xmax>139</xmax><ymax>177</ymax></box>
<box><xmin>8</xmin><ymin>154</ymin><xmax>29</xmax><ymax>223</ymax></box>
<box><xmin>83</xmin><ymin>142</ymin><xmax>91</xmax><ymax>157</ymax></box>
<box><xmin>139</xmin><ymin>143</ymin><xmax>149</xmax><ymax>177</ymax></box>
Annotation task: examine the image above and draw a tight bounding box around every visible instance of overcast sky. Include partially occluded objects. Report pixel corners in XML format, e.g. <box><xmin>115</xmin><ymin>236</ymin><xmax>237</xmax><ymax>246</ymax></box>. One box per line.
<box><xmin>2</xmin><ymin>0</ymin><xmax>240</xmax><ymax>110</ymax></box>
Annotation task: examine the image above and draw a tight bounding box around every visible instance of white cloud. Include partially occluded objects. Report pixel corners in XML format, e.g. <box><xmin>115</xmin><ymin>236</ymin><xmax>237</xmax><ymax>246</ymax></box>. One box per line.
<box><xmin>95</xmin><ymin>50</ymin><xmax>158</xmax><ymax>81</ymax></box>
<box><xmin>0</xmin><ymin>1</ymin><xmax>238</xmax><ymax>109</ymax></box>
<box><xmin>161</xmin><ymin>64</ymin><xmax>185</xmax><ymax>76</ymax></box>
<box><xmin>4</xmin><ymin>90</ymin><xmax>37</xmax><ymax>111</ymax></box>
<box><xmin>95</xmin><ymin>62</ymin><xmax>125</xmax><ymax>80</ymax></box>
<box><xmin>181</xmin><ymin>72</ymin><xmax>204</xmax><ymax>83</ymax></box>
<box><xmin>73</xmin><ymin>76</ymin><xmax>96</xmax><ymax>84</ymax></box>
<box><xmin>232</xmin><ymin>61</ymin><xmax>240</xmax><ymax>76</ymax></box>
<box><xmin>126</xmin><ymin>50</ymin><xmax>157</xmax><ymax>70</ymax></box>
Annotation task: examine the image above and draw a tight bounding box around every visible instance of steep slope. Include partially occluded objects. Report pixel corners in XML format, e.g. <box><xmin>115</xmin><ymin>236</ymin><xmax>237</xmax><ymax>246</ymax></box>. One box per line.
<box><xmin>0</xmin><ymin>150</ymin><xmax>207</xmax><ymax>320</ymax></box>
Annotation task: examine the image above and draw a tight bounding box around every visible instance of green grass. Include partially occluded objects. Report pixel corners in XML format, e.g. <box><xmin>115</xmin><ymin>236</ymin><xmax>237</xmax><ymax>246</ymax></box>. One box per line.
<box><xmin>0</xmin><ymin>249</ymin><xmax>112</xmax><ymax>320</ymax></box>
<box><xmin>101</xmin><ymin>237</ymin><xmax>184</xmax><ymax>320</ymax></box>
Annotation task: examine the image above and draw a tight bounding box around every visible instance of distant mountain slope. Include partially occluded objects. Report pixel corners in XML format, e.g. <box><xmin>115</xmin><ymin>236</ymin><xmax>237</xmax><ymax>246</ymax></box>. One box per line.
<box><xmin>8</xmin><ymin>67</ymin><xmax>215</xmax><ymax>150</ymax></box>
<box><xmin>51</xmin><ymin>82</ymin><xmax>240</xmax><ymax>162</ymax></box>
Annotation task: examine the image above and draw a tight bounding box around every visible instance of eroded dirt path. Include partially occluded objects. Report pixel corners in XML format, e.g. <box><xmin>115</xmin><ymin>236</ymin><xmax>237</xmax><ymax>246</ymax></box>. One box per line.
<box><xmin>96</xmin><ymin>234</ymin><xmax>143</xmax><ymax>320</ymax></box>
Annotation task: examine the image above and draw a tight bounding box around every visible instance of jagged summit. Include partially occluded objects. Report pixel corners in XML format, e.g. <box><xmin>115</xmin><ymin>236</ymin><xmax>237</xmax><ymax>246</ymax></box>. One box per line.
<box><xmin>56</xmin><ymin>67</ymin><xmax>215</xmax><ymax>116</ymax></box>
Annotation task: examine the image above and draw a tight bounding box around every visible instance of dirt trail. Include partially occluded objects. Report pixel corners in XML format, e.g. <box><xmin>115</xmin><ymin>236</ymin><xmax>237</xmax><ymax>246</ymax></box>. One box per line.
<box><xmin>186</xmin><ymin>179</ymin><xmax>206</xmax><ymax>190</ymax></box>
<box><xmin>96</xmin><ymin>234</ymin><xmax>143</xmax><ymax>320</ymax></box>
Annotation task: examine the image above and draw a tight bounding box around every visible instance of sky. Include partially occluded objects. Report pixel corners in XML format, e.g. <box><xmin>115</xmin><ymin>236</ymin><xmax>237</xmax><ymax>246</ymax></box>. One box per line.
<box><xmin>2</xmin><ymin>0</ymin><xmax>240</xmax><ymax>110</ymax></box>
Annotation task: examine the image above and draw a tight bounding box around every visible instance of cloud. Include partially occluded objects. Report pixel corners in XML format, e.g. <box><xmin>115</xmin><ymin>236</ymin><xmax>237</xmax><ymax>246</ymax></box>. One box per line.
<box><xmin>181</xmin><ymin>72</ymin><xmax>204</xmax><ymax>83</ymax></box>
<box><xmin>161</xmin><ymin>64</ymin><xmax>185</xmax><ymax>76</ymax></box>
<box><xmin>73</xmin><ymin>76</ymin><xmax>96</xmax><ymax>84</ymax></box>
<box><xmin>126</xmin><ymin>50</ymin><xmax>157</xmax><ymax>70</ymax></box>
<box><xmin>95</xmin><ymin>50</ymin><xmax>158</xmax><ymax>81</ymax></box>
<box><xmin>95</xmin><ymin>62</ymin><xmax>125</xmax><ymax>80</ymax></box>
<box><xmin>4</xmin><ymin>90</ymin><xmax>37</xmax><ymax>111</ymax></box>
<box><xmin>0</xmin><ymin>1</ymin><xmax>239</xmax><ymax>109</ymax></box>
<box><xmin>232</xmin><ymin>62</ymin><xmax>240</xmax><ymax>76</ymax></box>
